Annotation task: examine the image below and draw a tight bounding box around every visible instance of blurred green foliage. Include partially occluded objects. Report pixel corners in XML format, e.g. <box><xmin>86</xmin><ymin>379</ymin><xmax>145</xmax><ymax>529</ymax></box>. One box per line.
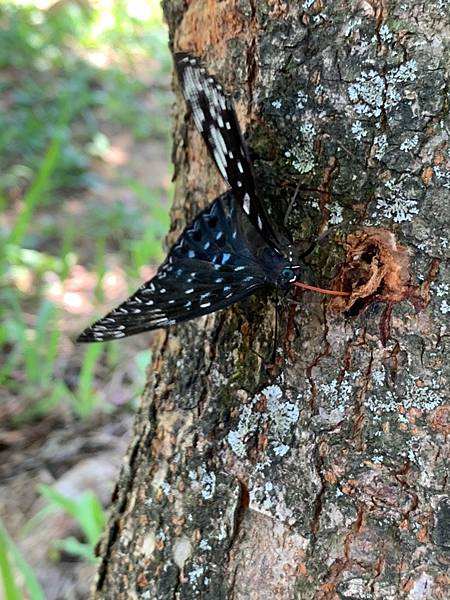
<box><xmin>1</xmin><ymin>1</ymin><xmax>171</xmax><ymax>592</ymax></box>
<box><xmin>0</xmin><ymin>0</ymin><xmax>171</xmax><ymax>422</ymax></box>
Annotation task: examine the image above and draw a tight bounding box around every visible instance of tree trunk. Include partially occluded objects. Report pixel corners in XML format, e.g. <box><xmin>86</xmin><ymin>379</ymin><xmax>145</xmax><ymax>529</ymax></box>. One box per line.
<box><xmin>92</xmin><ymin>1</ymin><xmax>449</xmax><ymax>598</ymax></box>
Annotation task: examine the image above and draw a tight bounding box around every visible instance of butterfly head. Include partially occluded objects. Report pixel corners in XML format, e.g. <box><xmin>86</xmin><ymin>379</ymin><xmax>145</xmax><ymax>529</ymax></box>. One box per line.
<box><xmin>277</xmin><ymin>265</ymin><xmax>300</xmax><ymax>289</ymax></box>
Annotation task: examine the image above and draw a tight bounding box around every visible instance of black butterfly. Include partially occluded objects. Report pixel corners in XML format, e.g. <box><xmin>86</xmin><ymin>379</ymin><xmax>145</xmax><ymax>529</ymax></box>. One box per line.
<box><xmin>77</xmin><ymin>53</ymin><xmax>298</xmax><ymax>343</ymax></box>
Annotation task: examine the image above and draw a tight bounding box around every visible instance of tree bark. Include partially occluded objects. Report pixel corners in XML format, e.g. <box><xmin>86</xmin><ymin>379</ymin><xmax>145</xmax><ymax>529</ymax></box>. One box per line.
<box><xmin>92</xmin><ymin>1</ymin><xmax>449</xmax><ymax>598</ymax></box>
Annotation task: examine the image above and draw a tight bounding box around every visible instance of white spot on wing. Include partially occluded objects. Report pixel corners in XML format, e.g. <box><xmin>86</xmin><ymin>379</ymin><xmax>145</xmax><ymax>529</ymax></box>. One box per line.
<box><xmin>152</xmin><ymin>318</ymin><xmax>169</xmax><ymax>326</ymax></box>
<box><xmin>243</xmin><ymin>193</ymin><xmax>251</xmax><ymax>215</ymax></box>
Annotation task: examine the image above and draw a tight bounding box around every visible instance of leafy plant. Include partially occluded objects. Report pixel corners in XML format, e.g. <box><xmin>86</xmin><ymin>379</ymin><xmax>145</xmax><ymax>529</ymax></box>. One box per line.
<box><xmin>37</xmin><ymin>485</ymin><xmax>106</xmax><ymax>564</ymax></box>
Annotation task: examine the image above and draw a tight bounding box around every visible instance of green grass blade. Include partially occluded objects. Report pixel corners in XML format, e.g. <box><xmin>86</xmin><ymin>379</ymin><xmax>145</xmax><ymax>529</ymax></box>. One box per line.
<box><xmin>22</xmin><ymin>309</ymin><xmax>47</xmax><ymax>385</ymax></box>
<box><xmin>0</xmin><ymin>519</ymin><xmax>45</xmax><ymax>600</ymax></box>
<box><xmin>94</xmin><ymin>237</ymin><xmax>106</xmax><ymax>302</ymax></box>
<box><xmin>0</xmin><ymin>316</ymin><xmax>25</xmax><ymax>385</ymax></box>
<box><xmin>0</xmin><ymin>539</ymin><xmax>22</xmax><ymax>600</ymax></box>
<box><xmin>76</xmin><ymin>345</ymin><xmax>103</xmax><ymax>418</ymax></box>
<box><xmin>38</xmin><ymin>485</ymin><xmax>79</xmax><ymax>521</ymax></box>
<box><xmin>8</xmin><ymin>98</ymin><xmax>70</xmax><ymax>247</ymax></box>
<box><xmin>76</xmin><ymin>492</ymin><xmax>106</xmax><ymax>547</ymax></box>
<box><xmin>35</xmin><ymin>301</ymin><xmax>59</xmax><ymax>386</ymax></box>
<box><xmin>53</xmin><ymin>537</ymin><xmax>96</xmax><ymax>563</ymax></box>
<box><xmin>14</xmin><ymin>381</ymin><xmax>70</xmax><ymax>425</ymax></box>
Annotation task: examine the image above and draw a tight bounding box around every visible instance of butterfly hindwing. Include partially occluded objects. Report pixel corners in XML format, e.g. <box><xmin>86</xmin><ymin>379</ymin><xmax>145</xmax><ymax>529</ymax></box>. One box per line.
<box><xmin>175</xmin><ymin>52</ymin><xmax>284</xmax><ymax>252</ymax></box>
<box><xmin>77</xmin><ymin>192</ymin><xmax>283</xmax><ymax>342</ymax></box>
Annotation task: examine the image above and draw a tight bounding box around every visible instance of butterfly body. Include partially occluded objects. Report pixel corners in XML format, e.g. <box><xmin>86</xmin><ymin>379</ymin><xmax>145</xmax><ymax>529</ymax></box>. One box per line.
<box><xmin>78</xmin><ymin>53</ymin><xmax>297</xmax><ymax>343</ymax></box>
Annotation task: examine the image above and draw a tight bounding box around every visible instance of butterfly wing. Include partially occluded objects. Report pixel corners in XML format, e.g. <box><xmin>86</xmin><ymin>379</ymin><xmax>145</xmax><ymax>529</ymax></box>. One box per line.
<box><xmin>175</xmin><ymin>52</ymin><xmax>285</xmax><ymax>252</ymax></box>
<box><xmin>77</xmin><ymin>192</ymin><xmax>285</xmax><ymax>342</ymax></box>
<box><xmin>77</xmin><ymin>53</ymin><xmax>296</xmax><ymax>344</ymax></box>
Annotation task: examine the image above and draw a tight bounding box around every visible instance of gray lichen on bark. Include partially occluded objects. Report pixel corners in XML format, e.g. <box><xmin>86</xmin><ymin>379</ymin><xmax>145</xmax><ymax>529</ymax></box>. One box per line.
<box><xmin>92</xmin><ymin>1</ymin><xmax>449</xmax><ymax>599</ymax></box>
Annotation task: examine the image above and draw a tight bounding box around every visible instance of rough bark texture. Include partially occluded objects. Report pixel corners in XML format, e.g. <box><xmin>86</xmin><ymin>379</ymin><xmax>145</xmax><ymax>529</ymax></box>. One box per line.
<box><xmin>92</xmin><ymin>1</ymin><xmax>449</xmax><ymax>598</ymax></box>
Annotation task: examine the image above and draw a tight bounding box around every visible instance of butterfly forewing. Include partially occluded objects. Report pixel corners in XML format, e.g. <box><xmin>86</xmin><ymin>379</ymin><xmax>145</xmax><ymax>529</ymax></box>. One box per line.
<box><xmin>175</xmin><ymin>52</ymin><xmax>284</xmax><ymax>252</ymax></box>
<box><xmin>77</xmin><ymin>192</ymin><xmax>285</xmax><ymax>342</ymax></box>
